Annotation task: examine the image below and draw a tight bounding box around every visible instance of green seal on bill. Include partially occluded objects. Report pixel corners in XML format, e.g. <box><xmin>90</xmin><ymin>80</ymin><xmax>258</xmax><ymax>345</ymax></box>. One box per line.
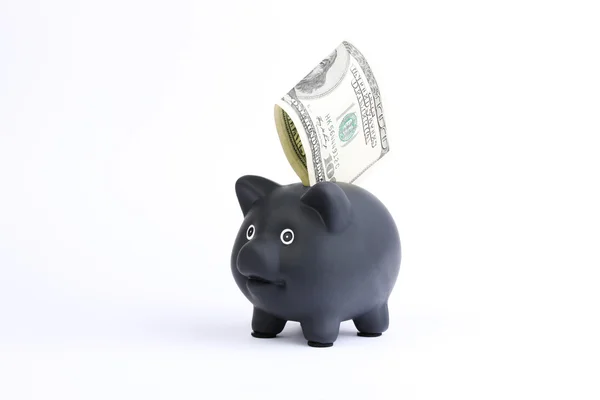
<box><xmin>339</xmin><ymin>112</ymin><xmax>358</xmax><ymax>144</ymax></box>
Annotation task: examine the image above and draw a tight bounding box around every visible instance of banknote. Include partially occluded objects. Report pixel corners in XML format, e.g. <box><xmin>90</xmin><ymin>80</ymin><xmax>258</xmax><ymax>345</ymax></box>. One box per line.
<box><xmin>274</xmin><ymin>41</ymin><xmax>389</xmax><ymax>186</ymax></box>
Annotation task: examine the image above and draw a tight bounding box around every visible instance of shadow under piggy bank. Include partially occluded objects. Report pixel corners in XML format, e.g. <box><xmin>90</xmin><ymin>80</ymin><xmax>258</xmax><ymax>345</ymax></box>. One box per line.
<box><xmin>230</xmin><ymin>175</ymin><xmax>401</xmax><ymax>348</ymax></box>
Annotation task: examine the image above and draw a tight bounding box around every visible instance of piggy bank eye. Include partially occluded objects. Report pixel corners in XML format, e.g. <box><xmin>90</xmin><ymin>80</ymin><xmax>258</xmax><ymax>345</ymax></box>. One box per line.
<box><xmin>246</xmin><ymin>224</ymin><xmax>255</xmax><ymax>240</ymax></box>
<box><xmin>280</xmin><ymin>228</ymin><xmax>294</xmax><ymax>245</ymax></box>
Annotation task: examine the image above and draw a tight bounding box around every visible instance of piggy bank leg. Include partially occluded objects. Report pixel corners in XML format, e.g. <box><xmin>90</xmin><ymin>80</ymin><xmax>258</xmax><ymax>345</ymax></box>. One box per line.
<box><xmin>251</xmin><ymin>307</ymin><xmax>287</xmax><ymax>339</ymax></box>
<box><xmin>300</xmin><ymin>318</ymin><xmax>340</xmax><ymax>348</ymax></box>
<box><xmin>353</xmin><ymin>303</ymin><xmax>389</xmax><ymax>337</ymax></box>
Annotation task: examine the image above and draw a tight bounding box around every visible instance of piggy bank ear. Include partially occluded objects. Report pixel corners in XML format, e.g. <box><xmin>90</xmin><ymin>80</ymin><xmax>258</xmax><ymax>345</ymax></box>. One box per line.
<box><xmin>301</xmin><ymin>182</ymin><xmax>351</xmax><ymax>232</ymax></box>
<box><xmin>235</xmin><ymin>175</ymin><xmax>280</xmax><ymax>215</ymax></box>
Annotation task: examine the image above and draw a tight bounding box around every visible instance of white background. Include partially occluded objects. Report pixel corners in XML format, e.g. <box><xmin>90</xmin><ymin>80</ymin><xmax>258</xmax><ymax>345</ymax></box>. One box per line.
<box><xmin>1</xmin><ymin>0</ymin><xmax>599</xmax><ymax>398</ymax></box>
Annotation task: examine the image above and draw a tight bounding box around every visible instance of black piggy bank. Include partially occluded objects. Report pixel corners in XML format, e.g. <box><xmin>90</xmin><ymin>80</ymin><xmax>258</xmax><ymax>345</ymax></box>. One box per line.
<box><xmin>230</xmin><ymin>175</ymin><xmax>401</xmax><ymax>347</ymax></box>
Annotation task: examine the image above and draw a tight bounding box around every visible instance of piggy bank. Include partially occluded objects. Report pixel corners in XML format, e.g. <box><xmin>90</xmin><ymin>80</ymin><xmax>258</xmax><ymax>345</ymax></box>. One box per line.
<box><xmin>230</xmin><ymin>175</ymin><xmax>401</xmax><ymax>347</ymax></box>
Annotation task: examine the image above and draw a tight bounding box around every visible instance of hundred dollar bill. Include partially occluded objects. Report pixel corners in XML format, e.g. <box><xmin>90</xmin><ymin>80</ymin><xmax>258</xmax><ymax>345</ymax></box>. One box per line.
<box><xmin>274</xmin><ymin>41</ymin><xmax>389</xmax><ymax>186</ymax></box>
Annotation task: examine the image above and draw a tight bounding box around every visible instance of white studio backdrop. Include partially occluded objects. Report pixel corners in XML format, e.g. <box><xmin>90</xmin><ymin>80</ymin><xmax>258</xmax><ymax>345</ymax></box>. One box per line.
<box><xmin>1</xmin><ymin>0</ymin><xmax>599</xmax><ymax>399</ymax></box>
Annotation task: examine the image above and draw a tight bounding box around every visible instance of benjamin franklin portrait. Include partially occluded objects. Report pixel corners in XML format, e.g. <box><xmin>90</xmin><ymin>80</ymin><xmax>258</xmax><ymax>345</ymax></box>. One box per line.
<box><xmin>293</xmin><ymin>47</ymin><xmax>349</xmax><ymax>99</ymax></box>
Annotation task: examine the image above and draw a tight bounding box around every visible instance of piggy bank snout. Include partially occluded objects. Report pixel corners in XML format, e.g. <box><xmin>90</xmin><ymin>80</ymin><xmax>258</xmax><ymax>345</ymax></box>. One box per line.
<box><xmin>236</xmin><ymin>239</ymin><xmax>280</xmax><ymax>279</ymax></box>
